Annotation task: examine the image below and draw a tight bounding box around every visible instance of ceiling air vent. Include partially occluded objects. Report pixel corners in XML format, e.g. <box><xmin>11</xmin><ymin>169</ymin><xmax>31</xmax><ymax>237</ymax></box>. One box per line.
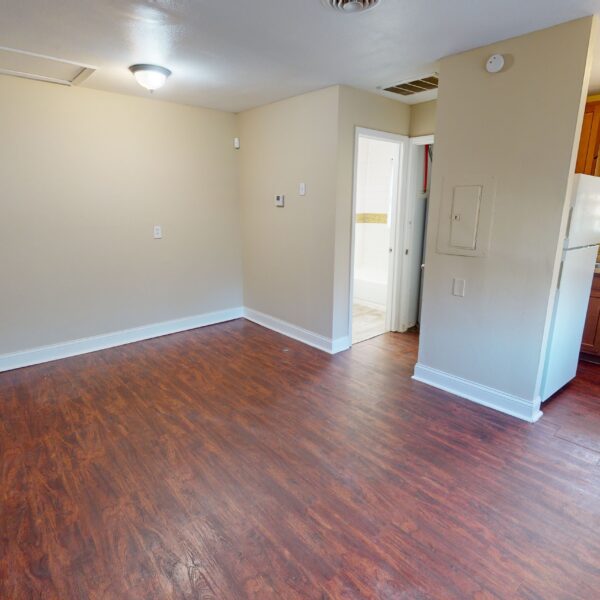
<box><xmin>384</xmin><ymin>75</ymin><xmax>439</xmax><ymax>96</ymax></box>
<box><xmin>0</xmin><ymin>46</ymin><xmax>95</xmax><ymax>86</ymax></box>
<box><xmin>324</xmin><ymin>0</ymin><xmax>381</xmax><ymax>13</ymax></box>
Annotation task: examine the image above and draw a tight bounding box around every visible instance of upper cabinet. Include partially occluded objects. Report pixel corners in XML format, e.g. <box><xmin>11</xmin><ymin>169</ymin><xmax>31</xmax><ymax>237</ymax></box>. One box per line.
<box><xmin>576</xmin><ymin>100</ymin><xmax>600</xmax><ymax>175</ymax></box>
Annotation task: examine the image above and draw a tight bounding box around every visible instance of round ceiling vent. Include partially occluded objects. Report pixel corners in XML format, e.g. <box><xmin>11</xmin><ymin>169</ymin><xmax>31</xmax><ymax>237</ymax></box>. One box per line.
<box><xmin>324</xmin><ymin>0</ymin><xmax>381</xmax><ymax>13</ymax></box>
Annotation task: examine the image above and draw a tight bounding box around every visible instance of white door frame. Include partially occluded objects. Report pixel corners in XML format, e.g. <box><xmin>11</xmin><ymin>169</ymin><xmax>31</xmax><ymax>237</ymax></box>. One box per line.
<box><xmin>348</xmin><ymin>127</ymin><xmax>409</xmax><ymax>342</ymax></box>
<box><xmin>396</xmin><ymin>134</ymin><xmax>434</xmax><ymax>332</ymax></box>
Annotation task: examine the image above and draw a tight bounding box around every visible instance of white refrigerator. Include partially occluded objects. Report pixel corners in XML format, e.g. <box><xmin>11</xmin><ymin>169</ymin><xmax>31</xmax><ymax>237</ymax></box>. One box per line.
<box><xmin>541</xmin><ymin>174</ymin><xmax>600</xmax><ymax>401</ymax></box>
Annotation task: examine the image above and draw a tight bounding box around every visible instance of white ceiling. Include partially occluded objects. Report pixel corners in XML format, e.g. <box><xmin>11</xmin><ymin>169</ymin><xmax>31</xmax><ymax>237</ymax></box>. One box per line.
<box><xmin>1</xmin><ymin>0</ymin><xmax>600</xmax><ymax>112</ymax></box>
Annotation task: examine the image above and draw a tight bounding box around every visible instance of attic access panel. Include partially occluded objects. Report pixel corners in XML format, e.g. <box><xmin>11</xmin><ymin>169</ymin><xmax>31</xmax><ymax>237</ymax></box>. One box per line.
<box><xmin>0</xmin><ymin>46</ymin><xmax>95</xmax><ymax>86</ymax></box>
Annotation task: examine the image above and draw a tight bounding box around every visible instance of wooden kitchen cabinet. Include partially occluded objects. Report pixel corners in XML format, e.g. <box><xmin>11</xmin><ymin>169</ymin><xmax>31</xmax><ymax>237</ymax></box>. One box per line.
<box><xmin>576</xmin><ymin>100</ymin><xmax>600</xmax><ymax>175</ymax></box>
<box><xmin>581</xmin><ymin>273</ymin><xmax>600</xmax><ymax>358</ymax></box>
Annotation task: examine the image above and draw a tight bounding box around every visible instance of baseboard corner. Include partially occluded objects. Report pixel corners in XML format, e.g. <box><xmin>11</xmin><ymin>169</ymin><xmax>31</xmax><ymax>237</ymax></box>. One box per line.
<box><xmin>413</xmin><ymin>362</ymin><xmax>541</xmax><ymax>423</ymax></box>
<box><xmin>243</xmin><ymin>308</ymin><xmax>347</xmax><ymax>354</ymax></box>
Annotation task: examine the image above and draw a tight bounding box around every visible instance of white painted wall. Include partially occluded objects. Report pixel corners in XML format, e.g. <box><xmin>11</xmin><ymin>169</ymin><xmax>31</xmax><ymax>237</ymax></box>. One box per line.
<box><xmin>333</xmin><ymin>87</ymin><xmax>412</xmax><ymax>341</ymax></box>
<box><xmin>353</xmin><ymin>224</ymin><xmax>389</xmax><ymax>308</ymax></box>
<box><xmin>0</xmin><ymin>74</ymin><xmax>242</xmax><ymax>356</ymax></box>
<box><xmin>239</xmin><ymin>87</ymin><xmax>340</xmax><ymax>338</ymax></box>
<box><xmin>353</xmin><ymin>137</ymin><xmax>397</xmax><ymax>309</ymax></box>
<box><xmin>415</xmin><ymin>17</ymin><xmax>596</xmax><ymax>421</ymax></box>
<box><xmin>240</xmin><ymin>85</ymin><xmax>411</xmax><ymax>344</ymax></box>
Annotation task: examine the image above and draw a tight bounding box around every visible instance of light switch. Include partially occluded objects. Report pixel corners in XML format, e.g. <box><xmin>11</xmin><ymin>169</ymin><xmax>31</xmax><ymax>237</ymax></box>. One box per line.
<box><xmin>275</xmin><ymin>195</ymin><xmax>285</xmax><ymax>207</ymax></box>
<box><xmin>298</xmin><ymin>182</ymin><xmax>306</xmax><ymax>196</ymax></box>
<box><xmin>452</xmin><ymin>278</ymin><xmax>466</xmax><ymax>297</ymax></box>
<box><xmin>153</xmin><ymin>225</ymin><xmax>163</xmax><ymax>239</ymax></box>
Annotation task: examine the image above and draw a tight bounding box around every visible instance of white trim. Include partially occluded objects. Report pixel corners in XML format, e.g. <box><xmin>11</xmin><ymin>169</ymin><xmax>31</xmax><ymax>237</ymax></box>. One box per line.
<box><xmin>409</xmin><ymin>134</ymin><xmax>435</xmax><ymax>145</ymax></box>
<box><xmin>0</xmin><ymin>307</ymin><xmax>244</xmax><ymax>372</ymax></box>
<box><xmin>331</xmin><ymin>336</ymin><xmax>352</xmax><ymax>354</ymax></box>
<box><xmin>349</xmin><ymin>127</ymin><xmax>409</xmax><ymax>344</ymax></box>
<box><xmin>413</xmin><ymin>363</ymin><xmax>543</xmax><ymax>423</ymax></box>
<box><xmin>244</xmin><ymin>308</ymin><xmax>350</xmax><ymax>355</ymax></box>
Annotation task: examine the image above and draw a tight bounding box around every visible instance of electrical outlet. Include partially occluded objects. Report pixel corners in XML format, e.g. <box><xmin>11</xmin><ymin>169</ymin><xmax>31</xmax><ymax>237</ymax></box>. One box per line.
<box><xmin>275</xmin><ymin>195</ymin><xmax>285</xmax><ymax>207</ymax></box>
<box><xmin>153</xmin><ymin>225</ymin><xmax>163</xmax><ymax>239</ymax></box>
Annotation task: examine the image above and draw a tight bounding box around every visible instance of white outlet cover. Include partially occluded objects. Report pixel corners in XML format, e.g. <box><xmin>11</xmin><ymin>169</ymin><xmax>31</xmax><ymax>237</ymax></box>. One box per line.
<box><xmin>452</xmin><ymin>278</ymin><xmax>466</xmax><ymax>297</ymax></box>
<box><xmin>275</xmin><ymin>195</ymin><xmax>285</xmax><ymax>207</ymax></box>
<box><xmin>299</xmin><ymin>182</ymin><xmax>306</xmax><ymax>196</ymax></box>
<box><xmin>153</xmin><ymin>225</ymin><xmax>163</xmax><ymax>239</ymax></box>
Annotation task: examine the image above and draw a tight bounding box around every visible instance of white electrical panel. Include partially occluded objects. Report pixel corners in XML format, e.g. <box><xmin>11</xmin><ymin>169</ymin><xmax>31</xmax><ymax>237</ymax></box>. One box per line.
<box><xmin>450</xmin><ymin>185</ymin><xmax>482</xmax><ymax>250</ymax></box>
<box><xmin>437</xmin><ymin>175</ymin><xmax>496</xmax><ymax>257</ymax></box>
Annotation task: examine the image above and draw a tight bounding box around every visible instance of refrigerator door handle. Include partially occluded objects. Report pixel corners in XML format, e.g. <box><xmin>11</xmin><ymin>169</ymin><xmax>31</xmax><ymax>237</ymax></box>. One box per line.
<box><xmin>556</xmin><ymin>261</ymin><xmax>564</xmax><ymax>290</ymax></box>
<box><xmin>565</xmin><ymin>207</ymin><xmax>574</xmax><ymax>240</ymax></box>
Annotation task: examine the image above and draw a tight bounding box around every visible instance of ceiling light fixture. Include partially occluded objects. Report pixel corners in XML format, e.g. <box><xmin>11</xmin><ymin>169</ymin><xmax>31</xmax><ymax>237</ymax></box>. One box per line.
<box><xmin>324</xmin><ymin>0</ymin><xmax>381</xmax><ymax>13</ymax></box>
<box><xmin>129</xmin><ymin>64</ymin><xmax>171</xmax><ymax>92</ymax></box>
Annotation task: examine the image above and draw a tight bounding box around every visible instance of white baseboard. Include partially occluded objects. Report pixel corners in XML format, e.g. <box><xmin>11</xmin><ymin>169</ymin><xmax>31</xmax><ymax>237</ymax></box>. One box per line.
<box><xmin>331</xmin><ymin>335</ymin><xmax>352</xmax><ymax>354</ymax></box>
<box><xmin>0</xmin><ymin>307</ymin><xmax>244</xmax><ymax>373</ymax></box>
<box><xmin>413</xmin><ymin>363</ymin><xmax>543</xmax><ymax>423</ymax></box>
<box><xmin>243</xmin><ymin>308</ymin><xmax>350</xmax><ymax>355</ymax></box>
<box><xmin>0</xmin><ymin>305</ymin><xmax>353</xmax><ymax>373</ymax></box>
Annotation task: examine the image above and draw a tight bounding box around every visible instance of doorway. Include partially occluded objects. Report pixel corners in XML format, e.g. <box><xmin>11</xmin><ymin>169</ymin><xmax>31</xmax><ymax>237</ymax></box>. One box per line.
<box><xmin>350</xmin><ymin>128</ymin><xmax>406</xmax><ymax>344</ymax></box>
<box><xmin>397</xmin><ymin>135</ymin><xmax>434</xmax><ymax>333</ymax></box>
<box><xmin>349</xmin><ymin>130</ymin><xmax>433</xmax><ymax>345</ymax></box>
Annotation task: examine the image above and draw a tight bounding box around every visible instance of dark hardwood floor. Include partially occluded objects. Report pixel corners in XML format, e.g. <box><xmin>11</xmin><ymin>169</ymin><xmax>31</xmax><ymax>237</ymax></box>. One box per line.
<box><xmin>1</xmin><ymin>319</ymin><xmax>599</xmax><ymax>599</ymax></box>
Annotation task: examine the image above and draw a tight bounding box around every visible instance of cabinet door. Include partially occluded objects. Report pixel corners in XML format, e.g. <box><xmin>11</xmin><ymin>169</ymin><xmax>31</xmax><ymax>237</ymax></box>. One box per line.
<box><xmin>576</xmin><ymin>102</ymin><xmax>600</xmax><ymax>175</ymax></box>
<box><xmin>581</xmin><ymin>296</ymin><xmax>600</xmax><ymax>354</ymax></box>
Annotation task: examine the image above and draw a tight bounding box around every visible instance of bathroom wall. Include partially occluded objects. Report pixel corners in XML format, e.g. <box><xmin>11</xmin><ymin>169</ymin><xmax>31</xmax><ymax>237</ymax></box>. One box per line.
<box><xmin>353</xmin><ymin>136</ymin><xmax>398</xmax><ymax>309</ymax></box>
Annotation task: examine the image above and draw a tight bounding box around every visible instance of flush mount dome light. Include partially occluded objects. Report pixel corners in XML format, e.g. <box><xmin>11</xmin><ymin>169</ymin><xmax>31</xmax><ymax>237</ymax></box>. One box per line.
<box><xmin>129</xmin><ymin>64</ymin><xmax>171</xmax><ymax>91</ymax></box>
<box><xmin>324</xmin><ymin>0</ymin><xmax>381</xmax><ymax>12</ymax></box>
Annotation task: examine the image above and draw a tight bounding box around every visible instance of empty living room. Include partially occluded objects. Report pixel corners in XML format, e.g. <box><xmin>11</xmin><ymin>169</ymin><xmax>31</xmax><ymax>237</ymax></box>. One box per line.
<box><xmin>2</xmin><ymin>1</ymin><xmax>600</xmax><ymax>598</ymax></box>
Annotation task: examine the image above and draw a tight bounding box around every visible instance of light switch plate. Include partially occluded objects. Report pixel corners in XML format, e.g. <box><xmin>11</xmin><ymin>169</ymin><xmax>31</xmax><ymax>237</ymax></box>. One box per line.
<box><xmin>452</xmin><ymin>278</ymin><xmax>466</xmax><ymax>297</ymax></box>
<box><xmin>275</xmin><ymin>195</ymin><xmax>285</xmax><ymax>207</ymax></box>
<box><xmin>153</xmin><ymin>225</ymin><xmax>163</xmax><ymax>239</ymax></box>
<box><xmin>298</xmin><ymin>183</ymin><xmax>306</xmax><ymax>196</ymax></box>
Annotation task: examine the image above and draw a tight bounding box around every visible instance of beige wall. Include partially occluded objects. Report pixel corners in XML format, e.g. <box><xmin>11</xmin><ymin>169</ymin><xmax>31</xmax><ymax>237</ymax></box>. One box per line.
<box><xmin>1</xmin><ymin>77</ymin><xmax>412</xmax><ymax>356</ymax></box>
<box><xmin>239</xmin><ymin>87</ymin><xmax>340</xmax><ymax>337</ymax></box>
<box><xmin>239</xmin><ymin>85</ymin><xmax>410</xmax><ymax>342</ymax></box>
<box><xmin>409</xmin><ymin>100</ymin><xmax>437</xmax><ymax>137</ymax></box>
<box><xmin>416</xmin><ymin>17</ymin><xmax>596</xmax><ymax>417</ymax></box>
<box><xmin>333</xmin><ymin>86</ymin><xmax>411</xmax><ymax>339</ymax></box>
<box><xmin>0</xmin><ymin>75</ymin><xmax>242</xmax><ymax>355</ymax></box>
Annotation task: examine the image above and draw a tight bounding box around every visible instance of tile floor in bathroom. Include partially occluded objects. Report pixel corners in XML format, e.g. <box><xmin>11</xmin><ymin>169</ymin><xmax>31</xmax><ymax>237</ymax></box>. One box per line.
<box><xmin>352</xmin><ymin>303</ymin><xmax>387</xmax><ymax>344</ymax></box>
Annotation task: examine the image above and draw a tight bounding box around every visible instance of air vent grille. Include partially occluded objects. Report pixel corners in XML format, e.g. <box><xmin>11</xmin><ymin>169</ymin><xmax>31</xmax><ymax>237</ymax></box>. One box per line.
<box><xmin>384</xmin><ymin>75</ymin><xmax>438</xmax><ymax>96</ymax></box>
<box><xmin>324</xmin><ymin>0</ymin><xmax>381</xmax><ymax>13</ymax></box>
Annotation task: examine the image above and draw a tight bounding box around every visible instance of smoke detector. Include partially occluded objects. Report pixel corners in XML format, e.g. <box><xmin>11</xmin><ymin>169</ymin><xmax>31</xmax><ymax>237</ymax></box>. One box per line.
<box><xmin>324</xmin><ymin>0</ymin><xmax>381</xmax><ymax>13</ymax></box>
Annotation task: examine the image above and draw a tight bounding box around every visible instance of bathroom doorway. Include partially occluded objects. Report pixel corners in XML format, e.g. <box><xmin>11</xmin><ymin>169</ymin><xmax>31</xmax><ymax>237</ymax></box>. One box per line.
<box><xmin>349</xmin><ymin>130</ymin><xmax>433</xmax><ymax>345</ymax></box>
<box><xmin>350</xmin><ymin>128</ymin><xmax>406</xmax><ymax>344</ymax></box>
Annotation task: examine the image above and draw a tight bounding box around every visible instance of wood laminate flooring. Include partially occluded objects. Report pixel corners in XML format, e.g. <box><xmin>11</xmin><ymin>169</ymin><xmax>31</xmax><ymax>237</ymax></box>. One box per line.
<box><xmin>1</xmin><ymin>319</ymin><xmax>599</xmax><ymax>599</ymax></box>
